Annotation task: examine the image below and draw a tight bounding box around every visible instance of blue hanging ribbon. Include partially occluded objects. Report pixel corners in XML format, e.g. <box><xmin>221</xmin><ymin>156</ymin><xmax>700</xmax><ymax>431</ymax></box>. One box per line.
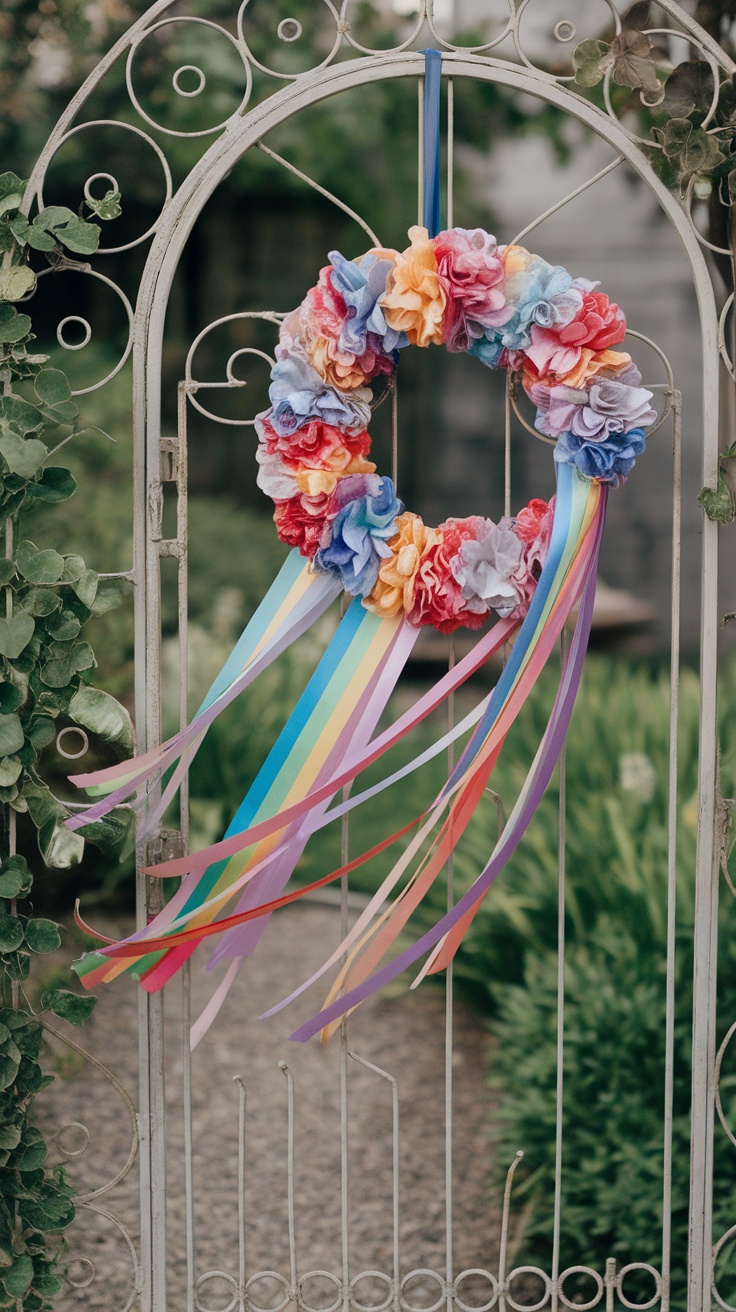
<box><xmin>421</xmin><ymin>48</ymin><xmax>442</xmax><ymax>237</ymax></box>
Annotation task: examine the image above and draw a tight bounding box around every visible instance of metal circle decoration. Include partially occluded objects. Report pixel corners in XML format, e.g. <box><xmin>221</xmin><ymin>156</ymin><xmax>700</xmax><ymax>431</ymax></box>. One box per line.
<box><xmin>64</xmin><ymin>1257</ymin><xmax>97</xmax><ymax>1290</ymax></box>
<box><xmin>57</xmin><ymin>315</ymin><xmax>92</xmax><ymax>352</ymax></box>
<box><xmin>54</xmin><ymin>1120</ymin><xmax>91</xmax><ymax>1158</ymax></box>
<box><xmin>297</xmin><ymin>1270</ymin><xmax>343</xmax><ymax>1312</ymax></box>
<box><xmin>56</xmin><ymin>727</ymin><xmax>90</xmax><ymax>760</ymax></box>
<box><xmin>278</xmin><ymin>17</ymin><xmax>303</xmax><ymax>43</ymax></box>
<box><xmin>557</xmin><ymin>1266</ymin><xmax>605</xmax><ymax>1311</ymax></box>
<box><xmin>504</xmin><ymin>1267</ymin><xmax>553</xmax><ymax>1312</ymax></box>
<box><xmin>350</xmin><ymin>1270</ymin><xmax>394</xmax><ymax>1312</ymax></box>
<box><xmin>615</xmin><ymin>1264</ymin><xmax>662</xmax><ymax>1311</ymax></box>
<box><xmin>194</xmin><ymin>1270</ymin><xmax>239</xmax><ymax>1312</ymax></box>
<box><xmin>246</xmin><ymin>1270</ymin><xmax>292</xmax><ymax>1312</ymax></box>
<box><xmin>400</xmin><ymin>1269</ymin><xmax>446</xmax><ymax>1312</ymax></box>
<box><xmin>553</xmin><ymin>20</ymin><xmax>577</xmax><ymax>41</ymax></box>
<box><xmin>453</xmin><ymin>1268</ymin><xmax>499</xmax><ymax>1312</ymax></box>
<box><xmin>173</xmin><ymin>63</ymin><xmax>207</xmax><ymax>97</ymax></box>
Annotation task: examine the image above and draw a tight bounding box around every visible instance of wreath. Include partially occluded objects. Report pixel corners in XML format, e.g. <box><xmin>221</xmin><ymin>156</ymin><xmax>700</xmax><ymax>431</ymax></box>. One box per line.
<box><xmin>255</xmin><ymin>224</ymin><xmax>655</xmax><ymax>634</ymax></box>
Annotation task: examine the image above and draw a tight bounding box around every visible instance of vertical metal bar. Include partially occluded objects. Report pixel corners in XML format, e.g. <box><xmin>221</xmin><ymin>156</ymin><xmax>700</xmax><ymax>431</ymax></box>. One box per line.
<box><xmin>183</xmin><ymin>963</ymin><xmax>195</xmax><ymax>1312</ymax></box>
<box><xmin>504</xmin><ymin>380</ymin><xmax>512</xmax><ymax>519</ymax></box>
<box><xmin>235</xmin><ymin>1077</ymin><xmax>247</xmax><ymax>1312</ymax></box>
<box><xmin>661</xmin><ymin>391</ymin><xmax>682</xmax><ymax>1312</ymax></box>
<box><xmin>551</xmin><ymin>630</ymin><xmax>567</xmax><ymax>1312</ymax></box>
<box><xmin>498</xmin><ymin>1152</ymin><xmax>523</xmax><ymax>1312</ymax></box>
<box><xmin>280</xmin><ymin>1063</ymin><xmax>298</xmax><ymax>1305</ymax></box>
<box><xmin>348</xmin><ymin>1055</ymin><xmax>400</xmax><ymax>1312</ymax></box>
<box><xmin>687</xmin><ymin>306</ymin><xmax>721</xmax><ymax>1308</ymax></box>
<box><xmin>417</xmin><ymin>78</ymin><xmax>424</xmax><ymax>227</ymax></box>
<box><xmin>445</xmin><ymin>633</ymin><xmax>455</xmax><ymax>1312</ymax></box>
<box><xmin>177</xmin><ymin>382</ymin><xmax>190</xmax><ymax>852</ymax></box>
<box><xmin>340</xmin><ymin>801</ymin><xmax>351</xmax><ymax>1312</ymax></box>
<box><xmin>446</xmin><ymin>79</ymin><xmax>453</xmax><ymax>230</ymax></box>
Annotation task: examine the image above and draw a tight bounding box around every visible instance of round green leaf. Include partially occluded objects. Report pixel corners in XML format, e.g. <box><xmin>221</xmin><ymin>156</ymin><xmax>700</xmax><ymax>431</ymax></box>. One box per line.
<box><xmin>0</xmin><ymin>714</ymin><xmax>24</xmax><ymax>755</ymax></box>
<box><xmin>0</xmin><ymin>429</ymin><xmax>48</xmax><ymax>478</ymax></box>
<box><xmin>0</xmin><ymin>613</ymin><xmax>34</xmax><ymax>660</ymax></box>
<box><xmin>24</xmin><ymin>919</ymin><xmax>61</xmax><ymax>953</ymax></box>
<box><xmin>34</xmin><ymin>368</ymin><xmax>71</xmax><ymax>406</ymax></box>
<box><xmin>0</xmin><ymin>758</ymin><xmax>22</xmax><ymax>788</ymax></box>
<box><xmin>0</xmin><ymin>912</ymin><xmax>24</xmax><ymax>953</ymax></box>
<box><xmin>41</xmin><ymin>988</ymin><xmax>96</xmax><ymax>1026</ymax></box>
<box><xmin>69</xmin><ymin>686</ymin><xmax>134</xmax><ymax>755</ymax></box>
<box><xmin>15</xmin><ymin>540</ymin><xmax>65</xmax><ymax>584</ymax></box>
<box><xmin>0</xmin><ymin>267</ymin><xmax>36</xmax><ymax>302</ymax></box>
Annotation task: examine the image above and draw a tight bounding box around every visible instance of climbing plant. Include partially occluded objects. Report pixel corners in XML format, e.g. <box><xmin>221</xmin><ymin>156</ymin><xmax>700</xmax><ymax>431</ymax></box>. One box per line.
<box><xmin>0</xmin><ymin>169</ymin><xmax>133</xmax><ymax>1310</ymax></box>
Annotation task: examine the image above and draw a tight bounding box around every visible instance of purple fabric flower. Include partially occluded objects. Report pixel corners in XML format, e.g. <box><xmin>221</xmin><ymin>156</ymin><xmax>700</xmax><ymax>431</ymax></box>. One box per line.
<box><xmin>329</xmin><ymin>250</ymin><xmax>408</xmax><ymax>356</ymax></box>
<box><xmin>315</xmin><ymin>476</ymin><xmax>403</xmax><ymax>596</ymax></box>
<box><xmin>450</xmin><ymin>519</ymin><xmax>524</xmax><ymax>617</ymax></box>
<box><xmin>554</xmin><ymin>427</ymin><xmax>647</xmax><ymax>486</ymax></box>
<box><xmin>530</xmin><ymin>369</ymin><xmax>656</xmax><ymax>440</ymax></box>
<box><xmin>268</xmin><ymin>351</ymin><xmax>372</xmax><ymax>437</ymax></box>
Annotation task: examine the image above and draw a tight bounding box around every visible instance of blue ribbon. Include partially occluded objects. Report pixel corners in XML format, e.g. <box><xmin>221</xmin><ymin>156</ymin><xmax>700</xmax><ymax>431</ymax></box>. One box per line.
<box><xmin>421</xmin><ymin>48</ymin><xmax>442</xmax><ymax>237</ymax></box>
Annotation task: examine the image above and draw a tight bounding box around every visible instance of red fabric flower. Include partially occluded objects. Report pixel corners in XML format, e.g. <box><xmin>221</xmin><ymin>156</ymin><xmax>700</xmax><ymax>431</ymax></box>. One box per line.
<box><xmin>407</xmin><ymin>516</ymin><xmax>490</xmax><ymax>633</ymax></box>
<box><xmin>273</xmin><ymin>492</ymin><xmax>335</xmax><ymax>557</ymax></box>
<box><xmin>556</xmin><ymin>292</ymin><xmax>626</xmax><ymax>351</ymax></box>
<box><xmin>256</xmin><ymin>411</ymin><xmax>372</xmax><ymax>470</ymax></box>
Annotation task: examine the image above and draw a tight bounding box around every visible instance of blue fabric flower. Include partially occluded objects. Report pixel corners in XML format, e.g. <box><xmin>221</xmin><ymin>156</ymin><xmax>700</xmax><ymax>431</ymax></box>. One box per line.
<box><xmin>329</xmin><ymin>250</ymin><xmax>408</xmax><ymax>356</ymax></box>
<box><xmin>315</xmin><ymin>475</ymin><xmax>403</xmax><ymax>596</ymax></box>
<box><xmin>268</xmin><ymin>353</ymin><xmax>372</xmax><ymax>437</ymax></box>
<box><xmin>473</xmin><ymin>258</ymin><xmax>583</xmax><ymax>359</ymax></box>
<box><xmin>554</xmin><ymin>427</ymin><xmax>647</xmax><ymax>486</ymax></box>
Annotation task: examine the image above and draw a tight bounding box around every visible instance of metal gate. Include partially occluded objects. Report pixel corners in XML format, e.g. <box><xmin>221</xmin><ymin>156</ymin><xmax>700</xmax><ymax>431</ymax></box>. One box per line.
<box><xmin>20</xmin><ymin>2</ymin><xmax>736</xmax><ymax>1309</ymax></box>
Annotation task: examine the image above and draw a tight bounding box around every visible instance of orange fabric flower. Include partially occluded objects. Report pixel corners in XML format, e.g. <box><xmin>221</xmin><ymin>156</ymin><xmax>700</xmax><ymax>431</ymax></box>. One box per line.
<box><xmin>523</xmin><ymin>347</ymin><xmax>632</xmax><ymax>392</ymax></box>
<box><xmin>364</xmin><ymin>512</ymin><xmax>441</xmax><ymax>617</ymax></box>
<box><xmin>380</xmin><ymin>226</ymin><xmax>446</xmax><ymax>348</ymax></box>
<box><xmin>295</xmin><ymin>455</ymin><xmax>376</xmax><ymax>497</ymax></box>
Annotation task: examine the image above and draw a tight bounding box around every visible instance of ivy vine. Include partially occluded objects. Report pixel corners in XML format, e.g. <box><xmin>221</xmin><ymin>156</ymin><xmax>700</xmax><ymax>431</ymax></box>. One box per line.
<box><xmin>0</xmin><ymin>170</ymin><xmax>132</xmax><ymax>1309</ymax></box>
<box><xmin>572</xmin><ymin>0</ymin><xmax>736</xmax><ymax>524</ymax></box>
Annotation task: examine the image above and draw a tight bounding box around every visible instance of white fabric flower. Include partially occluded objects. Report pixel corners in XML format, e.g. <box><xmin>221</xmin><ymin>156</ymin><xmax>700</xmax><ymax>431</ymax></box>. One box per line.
<box><xmin>255</xmin><ymin>446</ymin><xmax>298</xmax><ymax>500</ymax></box>
<box><xmin>451</xmin><ymin>520</ymin><xmax>524</xmax><ymax>617</ymax></box>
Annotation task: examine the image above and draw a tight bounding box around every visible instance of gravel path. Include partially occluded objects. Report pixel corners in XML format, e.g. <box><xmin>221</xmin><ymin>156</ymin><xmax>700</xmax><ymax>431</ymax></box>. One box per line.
<box><xmin>37</xmin><ymin>901</ymin><xmax>501</xmax><ymax>1311</ymax></box>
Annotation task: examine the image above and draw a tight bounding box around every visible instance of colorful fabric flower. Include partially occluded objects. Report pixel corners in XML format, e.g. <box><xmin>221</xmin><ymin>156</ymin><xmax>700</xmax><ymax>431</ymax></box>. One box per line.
<box><xmin>407</xmin><ymin>517</ymin><xmax>491</xmax><ymax>634</ymax></box>
<box><xmin>268</xmin><ymin>353</ymin><xmax>372</xmax><ymax>437</ymax></box>
<box><xmin>434</xmin><ymin>228</ymin><xmax>513</xmax><ymax>352</ymax></box>
<box><xmin>511</xmin><ymin>497</ymin><xmax>555</xmax><ymax>615</ymax></box>
<box><xmin>255</xmin><ymin>411</ymin><xmax>372</xmax><ymax>470</ymax></box>
<box><xmin>314</xmin><ymin>475</ymin><xmax>403</xmax><ymax>597</ymax></box>
<box><xmin>554</xmin><ymin>427</ymin><xmax>647</xmax><ymax>486</ymax></box>
<box><xmin>450</xmin><ymin>518</ymin><xmax>525</xmax><ymax>617</ymax></box>
<box><xmin>364</xmin><ymin>512</ymin><xmax>441</xmax><ymax>618</ymax></box>
<box><xmin>380</xmin><ymin>226</ymin><xmax>446</xmax><ymax>348</ymax></box>
<box><xmin>273</xmin><ymin>492</ymin><xmax>335</xmax><ymax>557</ymax></box>
<box><xmin>521</xmin><ymin>346</ymin><xmax>632</xmax><ymax>391</ymax></box>
<box><xmin>329</xmin><ymin>250</ymin><xmax>407</xmax><ymax>356</ymax></box>
<box><xmin>530</xmin><ymin>371</ymin><xmax>656</xmax><ymax>440</ymax></box>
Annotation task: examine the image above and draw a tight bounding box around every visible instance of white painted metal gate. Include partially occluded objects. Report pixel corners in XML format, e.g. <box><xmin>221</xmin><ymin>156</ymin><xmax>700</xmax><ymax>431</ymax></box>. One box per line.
<box><xmin>21</xmin><ymin>3</ymin><xmax>736</xmax><ymax>1309</ymax></box>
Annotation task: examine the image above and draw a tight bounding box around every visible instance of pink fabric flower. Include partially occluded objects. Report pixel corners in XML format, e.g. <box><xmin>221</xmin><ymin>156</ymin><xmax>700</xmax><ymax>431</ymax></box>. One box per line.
<box><xmin>510</xmin><ymin>497</ymin><xmax>555</xmax><ymax>617</ymax></box>
<box><xmin>255</xmin><ymin>410</ymin><xmax>372</xmax><ymax>470</ymax></box>
<box><xmin>434</xmin><ymin>228</ymin><xmax>514</xmax><ymax>352</ymax></box>
<box><xmin>407</xmin><ymin>517</ymin><xmax>490</xmax><ymax>633</ymax></box>
<box><xmin>557</xmin><ymin>291</ymin><xmax>626</xmax><ymax>351</ymax></box>
<box><xmin>290</xmin><ymin>267</ymin><xmax>395</xmax><ymax>389</ymax></box>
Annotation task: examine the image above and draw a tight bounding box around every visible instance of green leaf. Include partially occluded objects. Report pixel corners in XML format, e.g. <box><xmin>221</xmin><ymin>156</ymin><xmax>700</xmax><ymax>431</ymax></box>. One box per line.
<box><xmin>610</xmin><ymin>27</ymin><xmax>660</xmax><ymax>94</ymax></box>
<box><xmin>41</xmin><ymin>989</ymin><xmax>96</xmax><ymax>1027</ymax></box>
<box><xmin>0</xmin><ymin>683</ymin><xmax>22</xmax><ymax>713</ymax></box>
<box><xmin>72</xmin><ymin>567</ymin><xmax>97</xmax><ymax>608</ymax></box>
<box><xmin>0</xmin><ymin>173</ymin><xmax>25</xmax><ymax>203</ymax></box>
<box><xmin>34</xmin><ymin>208</ymin><xmax>100</xmax><ymax>256</ymax></box>
<box><xmin>0</xmin><ymin>560</ymin><xmax>16</xmax><ymax>587</ymax></box>
<box><xmin>654</xmin><ymin>117</ymin><xmax>725</xmax><ymax>178</ymax></box>
<box><xmin>36</xmin><ymin>397</ymin><xmax>78</xmax><ymax>425</ymax></box>
<box><xmin>37</xmin><ymin>815</ymin><xmax>84</xmax><ymax>869</ymax></box>
<box><xmin>0</xmin><ymin>395</ymin><xmax>43</xmax><ymax>434</ymax></box>
<box><xmin>25</xmin><ymin>717</ymin><xmax>55</xmax><ymax>748</ymax></box>
<box><xmin>572</xmin><ymin>38</ymin><xmax>611</xmax><ymax>88</ymax></box>
<box><xmin>0</xmin><ymin>913</ymin><xmax>24</xmax><ymax>954</ymax></box>
<box><xmin>15</xmin><ymin>541</ymin><xmax>65</xmax><ymax>584</ymax></box>
<box><xmin>0</xmin><ymin>613</ymin><xmax>35</xmax><ymax>660</ymax></box>
<box><xmin>91</xmin><ymin>576</ymin><xmax>132</xmax><ymax>615</ymax></box>
<box><xmin>698</xmin><ymin>472</ymin><xmax>735</xmax><ymax>524</ymax></box>
<box><xmin>80</xmin><ymin>806</ymin><xmax>136</xmax><ymax>860</ymax></box>
<box><xmin>0</xmin><ymin>715</ymin><xmax>24</xmax><ymax>756</ymax></box>
<box><xmin>0</xmin><ymin>1254</ymin><xmax>34</xmax><ymax>1298</ymax></box>
<box><xmin>86</xmin><ymin>188</ymin><xmax>122</xmax><ymax>221</ymax></box>
<box><xmin>47</xmin><ymin>609</ymin><xmax>81</xmax><ymax>642</ymax></box>
<box><xmin>0</xmin><ymin>429</ymin><xmax>48</xmax><ymax>478</ymax></box>
<box><xmin>69</xmin><ymin>686</ymin><xmax>134</xmax><ymax>755</ymax></box>
<box><xmin>0</xmin><ymin>870</ymin><xmax>23</xmax><ymax>898</ymax></box>
<box><xmin>0</xmin><ymin>758</ymin><xmax>22</xmax><ymax>788</ymax></box>
<box><xmin>663</xmin><ymin>60</ymin><xmax>714</xmax><ymax>117</ymax></box>
<box><xmin>0</xmin><ymin>306</ymin><xmax>31</xmax><ymax>344</ymax></box>
<box><xmin>24</xmin><ymin>919</ymin><xmax>61</xmax><ymax>953</ymax></box>
<box><xmin>22</xmin><ymin>589</ymin><xmax>60</xmax><ymax>618</ymax></box>
<box><xmin>0</xmin><ymin>1125</ymin><xmax>20</xmax><ymax>1152</ymax></box>
<box><xmin>34</xmin><ymin>368</ymin><xmax>71</xmax><ymax>406</ymax></box>
<box><xmin>60</xmin><ymin>554</ymin><xmax>84</xmax><ymax>583</ymax></box>
<box><xmin>25</xmin><ymin>466</ymin><xmax>77</xmax><ymax>504</ymax></box>
<box><xmin>0</xmin><ymin>268</ymin><xmax>35</xmax><ymax>302</ymax></box>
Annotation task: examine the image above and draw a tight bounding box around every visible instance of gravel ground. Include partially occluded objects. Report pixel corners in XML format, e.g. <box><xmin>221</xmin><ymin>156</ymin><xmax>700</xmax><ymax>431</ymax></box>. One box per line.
<box><xmin>36</xmin><ymin>901</ymin><xmax>502</xmax><ymax>1312</ymax></box>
